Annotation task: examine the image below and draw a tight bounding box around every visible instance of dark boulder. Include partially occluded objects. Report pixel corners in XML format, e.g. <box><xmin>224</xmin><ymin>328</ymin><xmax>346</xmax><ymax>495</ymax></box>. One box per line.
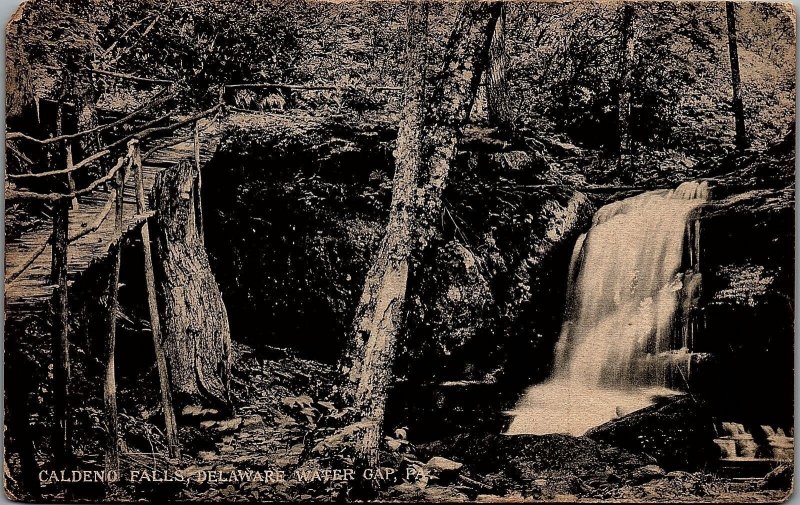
<box><xmin>586</xmin><ymin>396</ymin><xmax>719</xmax><ymax>471</ymax></box>
<box><xmin>697</xmin><ymin>190</ymin><xmax>794</xmax><ymax>428</ymax></box>
<box><xmin>762</xmin><ymin>464</ymin><xmax>793</xmax><ymax>491</ymax></box>
<box><xmin>418</xmin><ymin>432</ymin><xmax>655</xmax><ymax>497</ymax></box>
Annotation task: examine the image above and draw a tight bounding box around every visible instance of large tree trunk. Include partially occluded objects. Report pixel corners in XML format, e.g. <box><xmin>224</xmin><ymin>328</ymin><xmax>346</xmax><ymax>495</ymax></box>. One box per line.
<box><xmin>341</xmin><ymin>0</ymin><xmax>428</xmax><ymax>399</ymax></box>
<box><xmin>486</xmin><ymin>4</ymin><xmax>512</xmax><ymax>133</ymax></box>
<box><xmin>617</xmin><ymin>3</ymin><xmax>635</xmax><ymax>169</ymax></box>
<box><xmin>346</xmin><ymin>0</ymin><xmax>501</xmax><ymax>469</ymax></box>
<box><xmin>725</xmin><ymin>1</ymin><xmax>748</xmax><ymax>152</ymax></box>
<box><xmin>153</xmin><ymin>159</ymin><xmax>232</xmax><ymax>407</ymax></box>
<box><xmin>347</xmin><ymin>0</ymin><xmax>429</xmax><ymax>468</ymax></box>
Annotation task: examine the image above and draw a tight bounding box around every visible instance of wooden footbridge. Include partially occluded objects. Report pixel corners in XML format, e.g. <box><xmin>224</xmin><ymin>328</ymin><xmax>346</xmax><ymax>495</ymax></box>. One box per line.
<box><xmin>5</xmin><ymin>114</ymin><xmax>222</xmax><ymax>308</ymax></box>
<box><xmin>5</xmin><ymin>82</ymin><xmax>228</xmax><ymax>479</ymax></box>
<box><xmin>3</xmin><ymin>67</ymin><xmax>407</xmax><ymax>491</ymax></box>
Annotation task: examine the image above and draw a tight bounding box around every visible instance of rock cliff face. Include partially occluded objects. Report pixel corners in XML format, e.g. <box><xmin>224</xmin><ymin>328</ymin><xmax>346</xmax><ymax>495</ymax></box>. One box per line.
<box><xmin>202</xmin><ymin>117</ymin><xmax>594</xmax><ymax>390</ymax></box>
<box><xmin>694</xmin><ymin>184</ymin><xmax>794</xmax><ymax>428</ymax></box>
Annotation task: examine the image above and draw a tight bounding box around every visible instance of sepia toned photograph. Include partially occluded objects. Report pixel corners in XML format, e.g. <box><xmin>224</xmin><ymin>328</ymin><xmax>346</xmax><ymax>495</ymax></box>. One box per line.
<box><xmin>3</xmin><ymin>0</ymin><xmax>796</xmax><ymax>502</ymax></box>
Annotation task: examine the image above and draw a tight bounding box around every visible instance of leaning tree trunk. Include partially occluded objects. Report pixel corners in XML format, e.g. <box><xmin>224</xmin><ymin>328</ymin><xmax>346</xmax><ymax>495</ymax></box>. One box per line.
<box><xmin>347</xmin><ymin>0</ymin><xmax>502</xmax><ymax>469</ymax></box>
<box><xmin>346</xmin><ymin>0</ymin><xmax>429</xmax><ymax>469</ymax></box>
<box><xmin>341</xmin><ymin>0</ymin><xmax>429</xmax><ymax>398</ymax></box>
<box><xmin>486</xmin><ymin>4</ymin><xmax>512</xmax><ymax>133</ymax></box>
<box><xmin>725</xmin><ymin>1</ymin><xmax>748</xmax><ymax>153</ymax></box>
<box><xmin>154</xmin><ymin>159</ymin><xmax>232</xmax><ymax>407</ymax></box>
<box><xmin>617</xmin><ymin>3</ymin><xmax>635</xmax><ymax>170</ymax></box>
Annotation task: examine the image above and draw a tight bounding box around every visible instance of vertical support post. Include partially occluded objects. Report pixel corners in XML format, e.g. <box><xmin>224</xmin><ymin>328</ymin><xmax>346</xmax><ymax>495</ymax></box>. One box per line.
<box><xmin>64</xmin><ymin>142</ymin><xmax>79</xmax><ymax>210</ymax></box>
<box><xmin>486</xmin><ymin>4</ymin><xmax>512</xmax><ymax>134</ymax></box>
<box><xmin>55</xmin><ymin>103</ymin><xmax>78</xmax><ymax>210</ymax></box>
<box><xmin>193</xmin><ymin>120</ymin><xmax>204</xmax><ymax>245</ymax></box>
<box><xmin>132</xmin><ymin>141</ymin><xmax>181</xmax><ymax>460</ymax></box>
<box><xmin>102</xmin><ymin>151</ymin><xmax>125</xmax><ymax>474</ymax></box>
<box><xmin>50</xmin><ymin>199</ymin><xmax>70</xmax><ymax>467</ymax></box>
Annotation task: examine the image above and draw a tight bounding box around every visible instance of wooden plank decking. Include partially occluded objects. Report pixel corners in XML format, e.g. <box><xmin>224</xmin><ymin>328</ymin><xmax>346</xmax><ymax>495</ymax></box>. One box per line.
<box><xmin>4</xmin><ymin>117</ymin><xmax>223</xmax><ymax>311</ymax></box>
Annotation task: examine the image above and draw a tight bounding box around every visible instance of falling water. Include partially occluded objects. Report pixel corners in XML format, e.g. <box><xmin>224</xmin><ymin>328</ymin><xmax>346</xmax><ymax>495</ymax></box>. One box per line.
<box><xmin>507</xmin><ymin>181</ymin><xmax>709</xmax><ymax>436</ymax></box>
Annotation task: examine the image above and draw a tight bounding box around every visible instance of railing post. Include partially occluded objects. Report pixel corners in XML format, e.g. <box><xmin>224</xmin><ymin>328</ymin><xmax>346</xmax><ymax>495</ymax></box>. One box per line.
<box><xmin>193</xmin><ymin>120</ymin><xmax>204</xmax><ymax>245</ymax></box>
<box><xmin>132</xmin><ymin>140</ymin><xmax>181</xmax><ymax>460</ymax></box>
<box><xmin>64</xmin><ymin>142</ymin><xmax>78</xmax><ymax>210</ymax></box>
<box><xmin>55</xmin><ymin>102</ymin><xmax>78</xmax><ymax>210</ymax></box>
<box><xmin>50</xmin><ymin>199</ymin><xmax>71</xmax><ymax>468</ymax></box>
<box><xmin>102</xmin><ymin>146</ymin><xmax>125</xmax><ymax>474</ymax></box>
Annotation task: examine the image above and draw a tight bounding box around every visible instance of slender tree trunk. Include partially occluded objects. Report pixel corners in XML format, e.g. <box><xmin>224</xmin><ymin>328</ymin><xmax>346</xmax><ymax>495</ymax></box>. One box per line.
<box><xmin>726</xmin><ymin>1</ymin><xmax>748</xmax><ymax>152</ymax></box>
<box><xmin>487</xmin><ymin>4</ymin><xmax>512</xmax><ymax>133</ymax></box>
<box><xmin>133</xmin><ymin>143</ymin><xmax>181</xmax><ymax>459</ymax></box>
<box><xmin>617</xmin><ymin>3</ymin><xmax>635</xmax><ymax>169</ymax></box>
<box><xmin>50</xmin><ymin>200</ymin><xmax>70</xmax><ymax>467</ymax></box>
<box><xmin>347</xmin><ymin>0</ymin><xmax>501</xmax><ymax>469</ymax></box>
<box><xmin>101</xmin><ymin>151</ymin><xmax>124</xmax><ymax>474</ymax></box>
<box><xmin>154</xmin><ymin>159</ymin><xmax>232</xmax><ymax>407</ymax></box>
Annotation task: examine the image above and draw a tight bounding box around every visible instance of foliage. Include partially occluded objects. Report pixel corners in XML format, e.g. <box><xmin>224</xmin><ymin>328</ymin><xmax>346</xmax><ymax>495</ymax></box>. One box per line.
<box><xmin>506</xmin><ymin>2</ymin><xmax>794</xmax><ymax>160</ymax></box>
<box><xmin>11</xmin><ymin>0</ymin><xmax>793</xmax><ymax>165</ymax></box>
<box><xmin>106</xmin><ymin>0</ymin><xmax>301</xmax><ymax>105</ymax></box>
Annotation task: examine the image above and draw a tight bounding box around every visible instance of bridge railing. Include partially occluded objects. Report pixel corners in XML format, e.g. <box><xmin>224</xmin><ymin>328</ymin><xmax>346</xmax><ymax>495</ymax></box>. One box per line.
<box><xmin>5</xmin><ymin>71</ymin><xmax>400</xmax><ymax>473</ymax></box>
<box><xmin>222</xmin><ymin>81</ymin><xmax>402</xmax><ymax>113</ymax></box>
<box><xmin>5</xmin><ymin>76</ymin><xmax>220</xmax><ymax>470</ymax></box>
<box><xmin>5</xmin><ymin>98</ymin><xmax>221</xmax><ymax>282</ymax></box>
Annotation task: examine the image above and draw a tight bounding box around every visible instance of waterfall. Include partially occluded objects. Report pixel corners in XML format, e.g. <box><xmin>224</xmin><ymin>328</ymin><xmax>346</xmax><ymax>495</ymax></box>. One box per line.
<box><xmin>507</xmin><ymin>181</ymin><xmax>709</xmax><ymax>436</ymax></box>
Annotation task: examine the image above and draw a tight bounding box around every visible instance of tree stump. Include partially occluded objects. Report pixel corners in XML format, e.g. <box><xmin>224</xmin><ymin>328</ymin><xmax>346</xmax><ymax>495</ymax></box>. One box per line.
<box><xmin>153</xmin><ymin>159</ymin><xmax>232</xmax><ymax>407</ymax></box>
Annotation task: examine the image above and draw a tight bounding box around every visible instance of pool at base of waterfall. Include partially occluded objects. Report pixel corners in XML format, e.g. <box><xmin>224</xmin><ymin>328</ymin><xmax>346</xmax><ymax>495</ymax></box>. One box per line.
<box><xmin>504</xmin><ymin>379</ymin><xmax>681</xmax><ymax>436</ymax></box>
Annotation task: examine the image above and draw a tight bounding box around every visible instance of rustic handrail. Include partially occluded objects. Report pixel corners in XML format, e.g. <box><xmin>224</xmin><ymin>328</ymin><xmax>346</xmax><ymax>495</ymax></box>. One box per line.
<box><xmin>7</xmin><ymin>104</ymin><xmax>218</xmax><ymax>182</ymax></box>
<box><xmin>89</xmin><ymin>66</ymin><xmax>174</xmax><ymax>86</ymax></box>
<box><xmin>41</xmin><ymin>64</ymin><xmax>175</xmax><ymax>86</ymax></box>
<box><xmin>142</xmin><ymin>110</ymin><xmax>219</xmax><ymax>161</ymax></box>
<box><xmin>127</xmin><ymin>104</ymin><xmax>221</xmax><ymax>141</ymax></box>
<box><xmin>7</xmin><ymin>148</ymin><xmax>112</xmax><ymax>180</ymax></box>
<box><xmin>6</xmin><ymin>153</ymin><xmax>128</xmax><ymax>202</ymax></box>
<box><xmin>6</xmin><ymin>89</ymin><xmax>175</xmax><ymax>145</ymax></box>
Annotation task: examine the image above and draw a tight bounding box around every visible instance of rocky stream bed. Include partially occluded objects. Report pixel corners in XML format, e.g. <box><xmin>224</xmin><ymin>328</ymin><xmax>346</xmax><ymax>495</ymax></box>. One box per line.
<box><xmin>39</xmin><ymin>343</ymin><xmax>779</xmax><ymax>503</ymax></box>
